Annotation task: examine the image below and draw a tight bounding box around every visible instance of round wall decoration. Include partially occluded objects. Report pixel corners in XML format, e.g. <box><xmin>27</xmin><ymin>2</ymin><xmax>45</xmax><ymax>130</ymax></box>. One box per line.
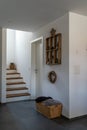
<box><xmin>48</xmin><ymin>71</ymin><xmax>57</xmax><ymax>83</ymax></box>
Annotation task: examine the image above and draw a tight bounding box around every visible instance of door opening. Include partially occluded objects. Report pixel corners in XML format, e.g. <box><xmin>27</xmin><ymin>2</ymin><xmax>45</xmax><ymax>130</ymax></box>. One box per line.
<box><xmin>31</xmin><ymin>37</ymin><xmax>43</xmax><ymax>99</ymax></box>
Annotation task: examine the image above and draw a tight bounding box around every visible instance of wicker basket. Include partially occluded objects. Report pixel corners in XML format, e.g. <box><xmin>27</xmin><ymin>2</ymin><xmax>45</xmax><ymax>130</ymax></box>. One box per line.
<box><xmin>36</xmin><ymin>102</ymin><xmax>62</xmax><ymax>119</ymax></box>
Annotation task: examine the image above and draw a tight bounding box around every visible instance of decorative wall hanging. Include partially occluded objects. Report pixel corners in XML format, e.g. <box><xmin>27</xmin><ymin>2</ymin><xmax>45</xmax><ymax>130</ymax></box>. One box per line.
<box><xmin>46</xmin><ymin>28</ymin><xmax>62</xmax><ymax>65</ymax></box>
<box><xmin>48</xmin><ymin>71</ymin><xmax>57</xmax><ymax>83</ymax></box>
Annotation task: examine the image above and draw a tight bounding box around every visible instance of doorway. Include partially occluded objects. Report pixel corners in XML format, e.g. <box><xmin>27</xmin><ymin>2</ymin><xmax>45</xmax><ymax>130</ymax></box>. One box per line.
<box><xmin>31</xmin><ymin>37</ymin><xmax>43</xmax><ymax>99</ymax></box>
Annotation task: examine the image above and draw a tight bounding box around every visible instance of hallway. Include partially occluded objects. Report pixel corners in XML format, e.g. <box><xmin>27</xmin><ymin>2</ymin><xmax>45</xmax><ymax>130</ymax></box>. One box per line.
<box><xmin>0</xmin><ymin>101</ymin><xmax>87</xmax><ymax>130</ymax></box>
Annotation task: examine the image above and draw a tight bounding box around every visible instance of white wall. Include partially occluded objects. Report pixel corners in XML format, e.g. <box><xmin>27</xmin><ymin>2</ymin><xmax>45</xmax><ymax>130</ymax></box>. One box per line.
<box><xmin>6</xmin><ymin>29</ymin><xmax>16</xmax><ymax>68</ymax></box>
<box><xmin>31</xmin><ymin>13</ymin><xmax>69</xmax><ymax>118</ymax></box>
<box><xmin>0</xmin><ymin>28</ymin><xmax>2</xmax><ymax>102</ymax></box>
<box><xmin>6</xmin><ymin>29</ymin><xmax>33</xmax><ymax>91</ymax></box>
<box><xmin>0</xmin><ymin>28</ymin><xmax>6</xmax><ymax>103</ymax></box>
<box><xmin>2</xmin><ymin>12</ymin><xmax>87</xmax><ymax>118</ymax></box>
<box><xmin>5</xmin><ymin>15</ymin><xmax>69</xmax><ymax>117</ymax></box>
<box><xmin>15</xmin><ymin>31</ymin><xmax>33</xmax><ymax>90</ymax></box>
<box><xmin>69</xmin><ymin>12</ymin><xmax>87</xmax><ymax>118</ymax></box>
<box><xmin>1</xmin><ymin>28</ymin><xmax>6</xmax><ymax>103</ymax></box>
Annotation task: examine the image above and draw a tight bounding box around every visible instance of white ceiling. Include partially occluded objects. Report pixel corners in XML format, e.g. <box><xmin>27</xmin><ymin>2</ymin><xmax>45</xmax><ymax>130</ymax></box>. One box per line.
<box><xmin>0</xmin><ymin>0</ymin><xmax>87</xmax><ymax>32</ymax></box>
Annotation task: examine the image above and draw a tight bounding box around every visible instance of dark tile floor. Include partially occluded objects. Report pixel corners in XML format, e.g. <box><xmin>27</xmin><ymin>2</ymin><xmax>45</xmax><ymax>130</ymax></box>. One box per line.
<box><xmin>0</xmin><ymin>100</ymin><xmax>87</xmax><ymax>130</ymax></box>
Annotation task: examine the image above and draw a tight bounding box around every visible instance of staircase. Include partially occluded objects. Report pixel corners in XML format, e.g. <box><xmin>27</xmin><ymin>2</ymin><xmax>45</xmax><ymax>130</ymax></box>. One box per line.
<box><xmin>6</xmin><ymin>69</ymin><xmax>30</xmax><ymax>102</ymax></box>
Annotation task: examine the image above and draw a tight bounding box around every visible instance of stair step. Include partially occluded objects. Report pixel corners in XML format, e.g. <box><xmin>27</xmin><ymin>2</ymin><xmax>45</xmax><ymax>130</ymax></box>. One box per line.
<box><xmin>7</xmin><ymin>72</ymin><xmax>20</xmax><ymax>75</ymax></box>
<box><xmin>6</xmin><ymin>74</ymin><xmax>20</xmax><ymax>78</ymax></box>
<box><xmin>6</xmin><ymin>96</ymin><xmax>30</xmax><ymax>102</ymax></box>
<box><xmin>6</xmin><ymin>68</ymin><xmax>30</xmax><ymax>102</ymax></box>
<box><xmin>6</xmin><ymin>68</ymin><xmax>16</xmax><ymax>70</ymax></box>
<box><xmin>6</xmin><ymin>87</ymin><xmax>28</xmax><ymax>91</ymax></box>
<box><xmin>6</xmin><ymin>77</ymin><xmax>23</xmax><ymax>80</ymax></box>
<box><xmin>6</xmin><ymin>77</ymin><xmax>23</xmax><ymax>83</ymax></box>
<box><xmin>6</xmin><ymin>82</ymin><xmax>26</xmax><ymax>85</ymax></box>
<box><xmin>6</xmin><ymin>69</ymin><xmax>17</xmax><ymax>73</ymax></box>
<box><xmin>6</xmin><ymin>89</ymin><xmax>28</xmax><ymax>95</ymax></box>
<box><xmin>6</xmin><ymin>93</ymin><xmax>30</xmax><ymax>98</ymax></box>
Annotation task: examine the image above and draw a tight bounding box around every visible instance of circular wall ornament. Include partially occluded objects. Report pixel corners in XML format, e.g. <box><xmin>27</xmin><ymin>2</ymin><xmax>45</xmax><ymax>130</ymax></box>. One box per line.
<box><xmin>48</xmin><ymin>71</ymin><xmax>57</xmax><ymax>83</ymax></box>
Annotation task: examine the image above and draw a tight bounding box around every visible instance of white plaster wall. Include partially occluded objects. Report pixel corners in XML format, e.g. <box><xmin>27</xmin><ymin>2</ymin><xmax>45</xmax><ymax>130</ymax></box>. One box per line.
<box><xmin>0</xmin><ymin>28</ymin><xmax>6</xmax><ymax>103</ymax></box>
<box><xmin>31</xmin><ymin>13</ymin><xmax>69</xmax><ymax>118</ymax></box>
<box><xmin>69</xmin><ymin>12</ymin><xmax>87</xmax><ymax>118</ymax></box>
<box><xmin>15</xmin><ymin>31</ymin><xmax>33</xmax><ymax>90</ymax></box>
<box><xmin>1</xmin><ymin>28</ymin><xmax>6</xmax><ymax>103</ymax></box>
<box><xmin>0</xmin><ymin>28</ymin><xmax>7</xmax><ymax>103</ymax></box>
<box><xmin>0</xmin><ymin>28</ymin><xmax>2</xmax><ymax>102</ymax></box>
<box><xmin>6</xmin><ymin>29</ymin><xmax>16</xmax><ymax>68</ymax></box>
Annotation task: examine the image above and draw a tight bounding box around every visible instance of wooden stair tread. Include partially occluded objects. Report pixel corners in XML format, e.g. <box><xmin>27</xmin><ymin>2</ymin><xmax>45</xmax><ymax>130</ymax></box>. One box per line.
<box><xmin>6</xmin><ymin>68</ymin><xmax>16</xmax><ymax>70</ymax></box>
<box><xmin>6</xmin><ymin>82</ymin><xmax>26</xmax><ymax>85</ymax></box>
<box><xmin>7</xmin><ymin>72</ymin><xmax>20</xmax><ymax>75</ymax></box>
<box><xmin>6</xmin><ymin>87</ymin><xmax>28</xmax><ymax>91</ymax></box>
<box><xmin>6</xmin><ymin>77</ymin><xmax>23</xmax><ymax>80</ymax></box>
<box><xmin>6</xmin><ymin>93</ymin><xmax>30</xmax><ymax>98</ymax></box>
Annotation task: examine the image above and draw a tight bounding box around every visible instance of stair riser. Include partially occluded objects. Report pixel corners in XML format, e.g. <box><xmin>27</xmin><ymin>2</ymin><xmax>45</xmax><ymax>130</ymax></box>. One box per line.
<box><xmin>6</xmin><ymin>79</ymin><xmax>23</xmax><ymax>83</ymax></box>
<box><xmin>7</xmin><ymin>90</ymin><xmax>28</xmax><ymax>95</ymax></box>
<box><xmin>6</xmin><ymin>74</ymin><xmax>20</xmax><ymax>78</ymax></box>
<box><xmin>7</xmin><ymin>84</ymin><xmax>26</xmax><ymax>88</ymax></box>
<box><xmin>7</xmin><ymin>70</ymin><xmax>17</xmax><ymax>73</ymax></box>
<box><xmin>6</xmin><ymin>96</ymin><xmax>30</xmax><ymax>102</ymax></box>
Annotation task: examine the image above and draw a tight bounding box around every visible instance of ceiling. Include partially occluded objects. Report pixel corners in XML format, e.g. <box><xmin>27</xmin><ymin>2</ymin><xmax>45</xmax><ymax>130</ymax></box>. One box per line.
<box><xmin>0</xmin><ymin>0</ymin><xmax>87</xmax><ymax>32</ymax></box>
